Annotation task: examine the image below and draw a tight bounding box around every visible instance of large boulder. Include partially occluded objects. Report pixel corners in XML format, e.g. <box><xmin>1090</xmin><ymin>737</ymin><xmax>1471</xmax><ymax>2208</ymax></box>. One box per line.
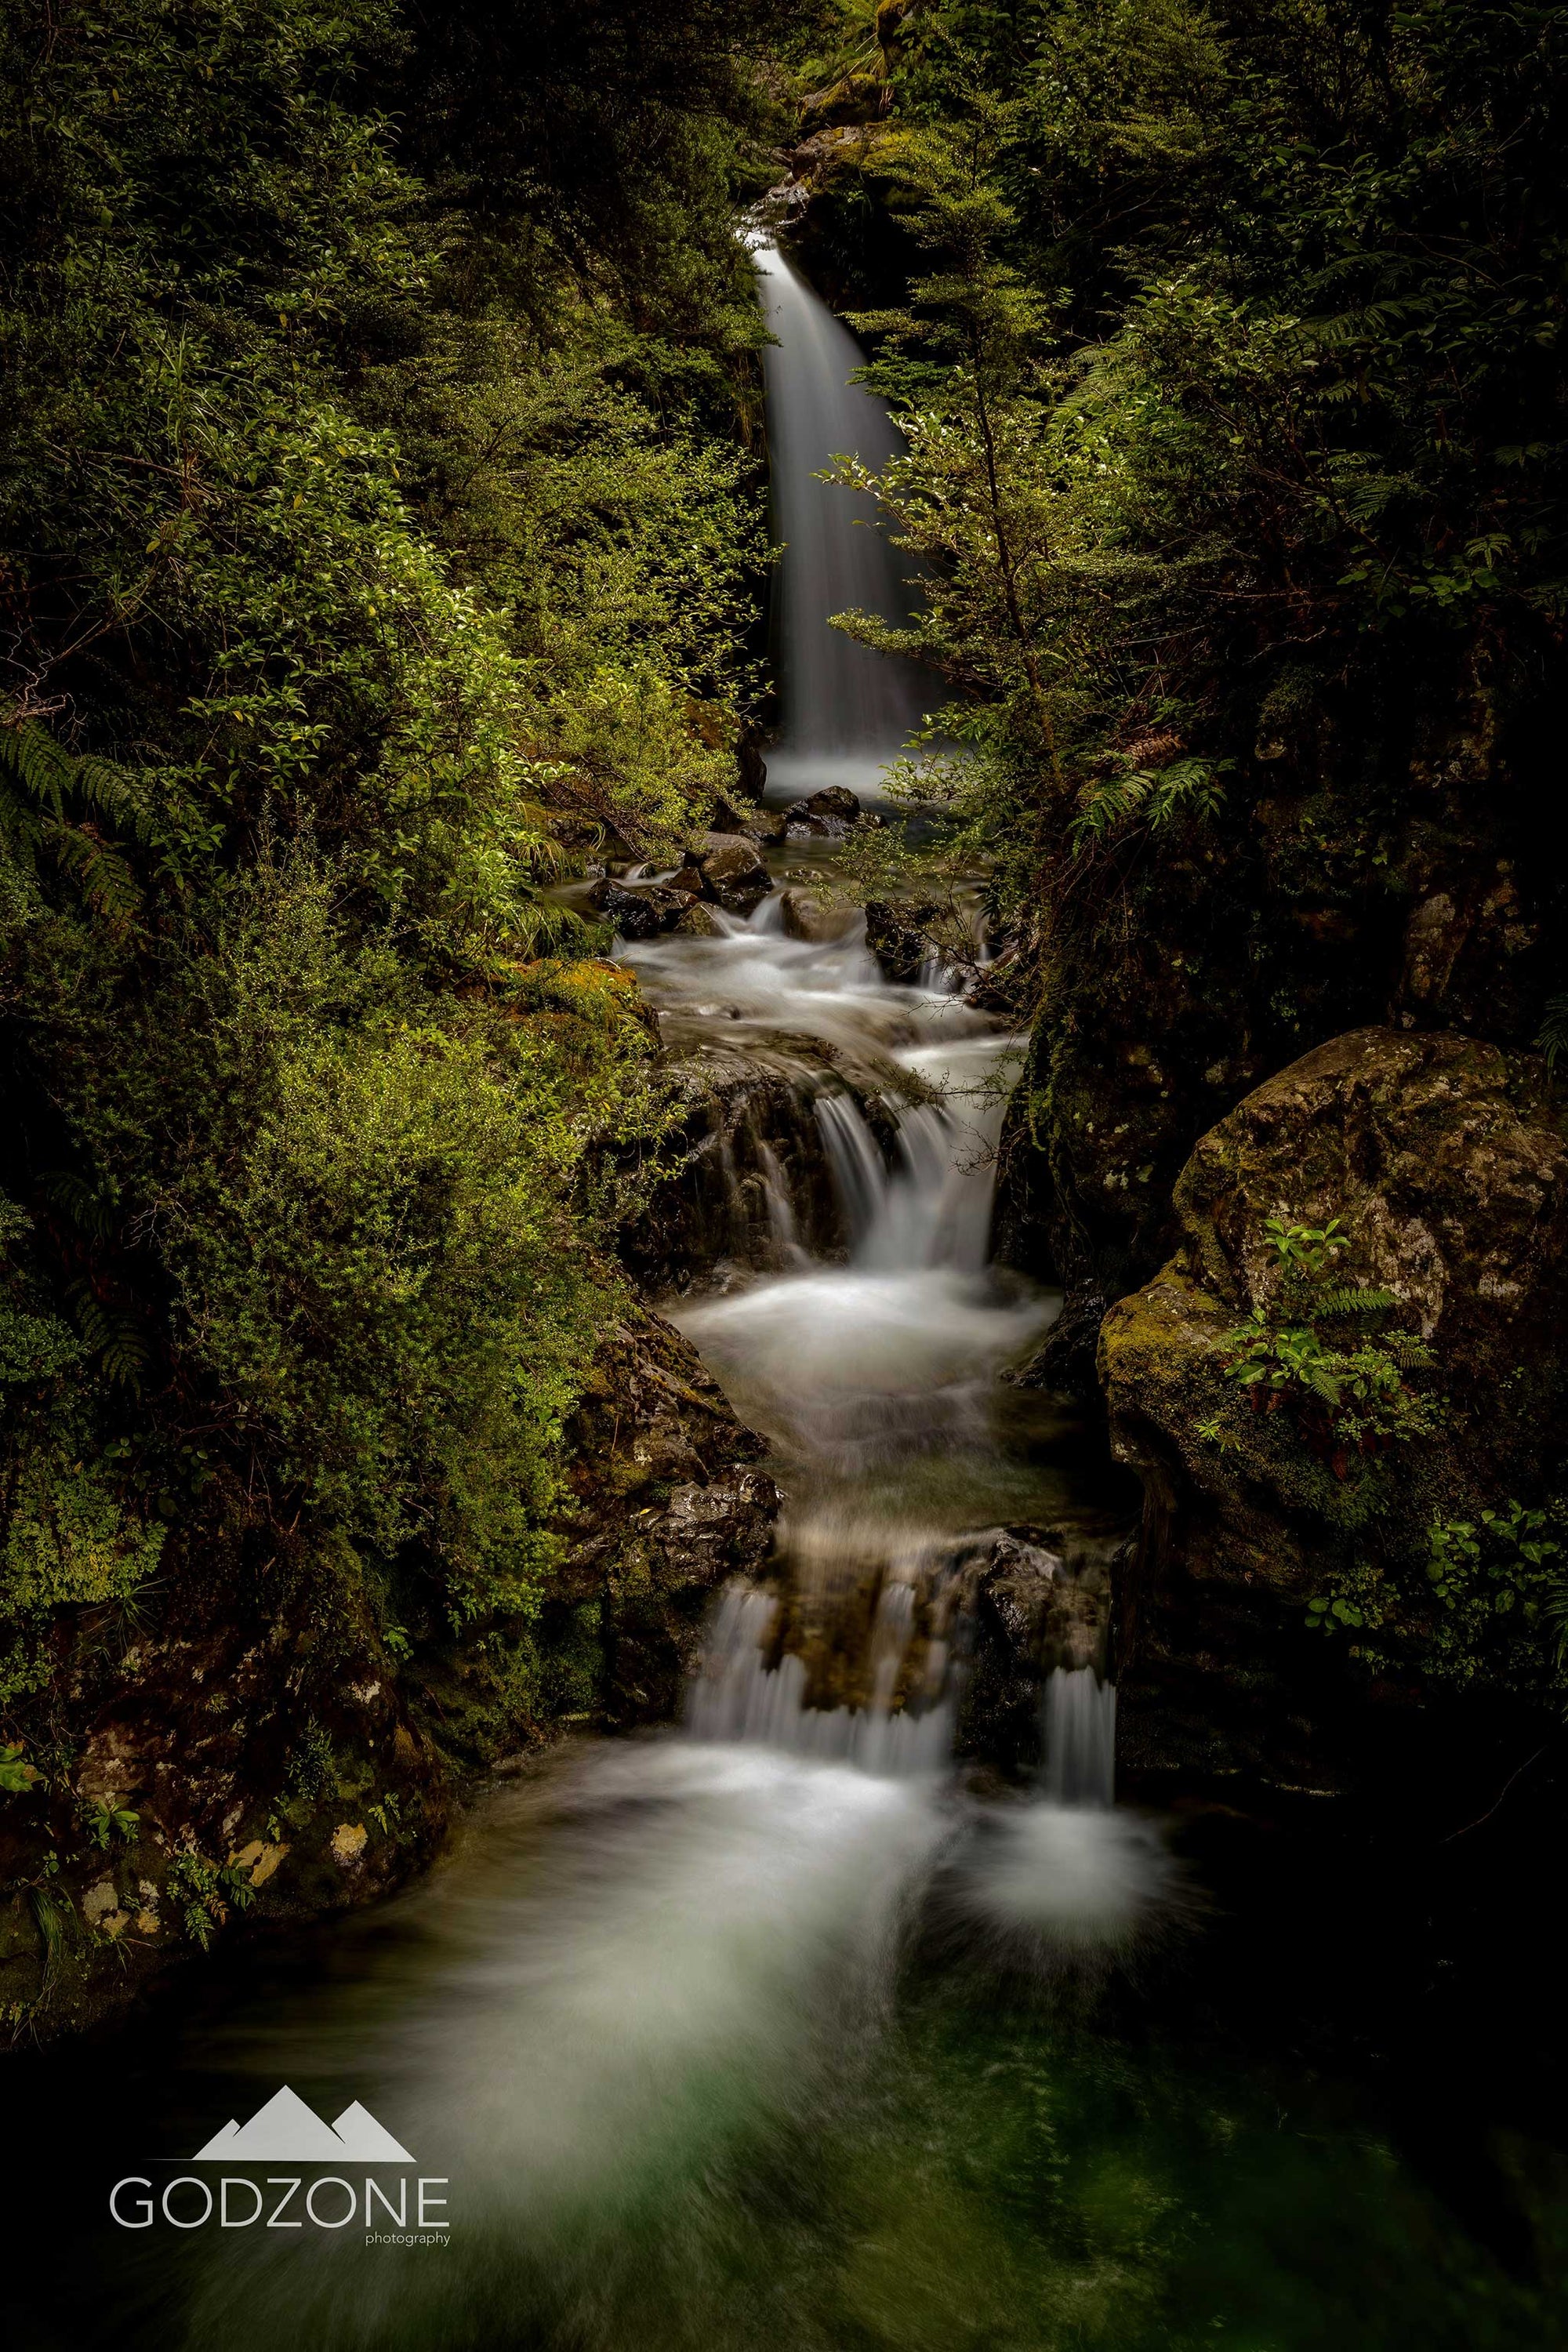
<box><xmin>1101</xmin><ymin>1027</ymin><xmax>1568</xmax><ymax>1792</ymax></box>
<box><xmin>783</xmin><ymin>785</ymin><xmax>874</xmax><ymax>839</ymax></box>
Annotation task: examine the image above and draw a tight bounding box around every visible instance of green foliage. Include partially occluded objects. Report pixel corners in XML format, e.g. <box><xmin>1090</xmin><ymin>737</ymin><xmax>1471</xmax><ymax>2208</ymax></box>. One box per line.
<box><xmin>0</xmin><ymin>0</ymin><xmax>813</xmax><ymax>1853</ymax></box>
<box><xmin>0</xmin><ymin>1450</ymin><xmax>166</xmax><ymax>1708</ymax></box>
<box><xmin>811</xmin><ymin>0</ymin><xmax>1568</xmax><ymax>996</ymax></box>
<box><xmin>167</xmin><ymin>1847</ymin><xmax>254</xmax><ymax>1952</ymax></box>
<box><xmin>1221</xmin><ymin>1210</ymin><xmax>1439</xmax><ymax>1464</ymax></box>
<box><xmin>1263</xmin><ymin>1218</ymin><xmax>1348</xmax><ymax>1279</ymax></box>
<box><xmin>0</xmin><ymin>1744</ymin><xmax>42</xmax><ymax>1796</ymax></box>
<box><xmin>82</xmin><ymin>1797</ymin><xmax>140</xmax><ymax>1850</ymax></box>
<box><xmin>1069</xmin><ymin>754</ymin><xmax>1229</xmax><ymax>849</ymax></box>
<box><xmin>1306</xmin><ymin>1498</ymin><xmax>1568</xmax><ymax>1697</ymax></box>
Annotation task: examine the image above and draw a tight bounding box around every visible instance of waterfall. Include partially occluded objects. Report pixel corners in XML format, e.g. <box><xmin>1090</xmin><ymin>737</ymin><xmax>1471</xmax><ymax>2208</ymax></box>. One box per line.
<box><xmin>752</xmin><ymin>238</ymin><xmax>930</xmax><ymax>800</ymax></box>
<box><xmin>813</xmin><ymin>1091</ymin><xmax>889</xmax><ymax>1249</ymax></box>
<box><xmin>629</xmin><ymin>239</ymin><xmax>1133</xmax><ymax>1835</ymax></box>
<box><xmin>1044</xmin><ymin>1667</ymin><xmax>1118</xmax><ymax>1808</ymax></box>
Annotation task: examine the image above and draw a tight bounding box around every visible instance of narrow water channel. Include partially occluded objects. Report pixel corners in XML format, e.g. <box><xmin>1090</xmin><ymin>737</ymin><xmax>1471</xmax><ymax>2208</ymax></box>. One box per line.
<box><xmin>5</xmin><ymin>233</ymin><xmax>1566</xmax><ymax>2352</ymax></box>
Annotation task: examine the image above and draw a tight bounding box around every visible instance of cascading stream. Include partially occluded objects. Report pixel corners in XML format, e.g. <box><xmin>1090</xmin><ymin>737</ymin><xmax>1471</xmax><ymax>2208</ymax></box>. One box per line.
<box><xmin>619</xmin><ymin>248</ymin><xmax>1138</xmax><ymax>1822</ymax></box>
<box><xmin>31</xmin><ymin>231</ymin><xmax>1175</xmax><ymax>2352</ymax></box>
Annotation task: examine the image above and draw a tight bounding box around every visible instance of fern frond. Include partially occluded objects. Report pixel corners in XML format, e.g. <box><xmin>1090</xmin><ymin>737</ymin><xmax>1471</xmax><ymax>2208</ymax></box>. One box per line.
<box><xmin>39</xmin><ymin>1171</ymin><xmax>120</xmax><ymax>1241</ymax></box>
<box><xmin>1538</xmin><ymin>993</ymin><xmax>1568</xmax><ymax>1076</ymax></box>
<box><xmin>67</xmin><ymin>1279</ymin><xmax>150</xmax><ymax>1394</ymax></box>
<box><xmin>0</xmin><ymin>719</ymin><xmax>147</xmax><ymax>922</ymax></box>
<box><xmin>43</xmin><ymin>816</ymin><xmax>141</xmax><ymax>920</ymax></box>
<box><xmin>1314</xmin><ymin>1285</ymin><xmax>1398</xmax><ymax>1318</ymax></box>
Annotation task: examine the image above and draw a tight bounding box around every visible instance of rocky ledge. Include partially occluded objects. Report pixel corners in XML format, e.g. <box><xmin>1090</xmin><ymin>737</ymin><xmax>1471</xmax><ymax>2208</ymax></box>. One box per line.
<box><xmin>1101</xmin><ymin>1025</ymin><xmax>1568</xmax><ymax>1793</ymax></box>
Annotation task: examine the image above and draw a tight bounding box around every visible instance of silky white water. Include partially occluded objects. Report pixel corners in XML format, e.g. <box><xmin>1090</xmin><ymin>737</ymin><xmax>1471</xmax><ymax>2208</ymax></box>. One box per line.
<box><xmin>753</xmin><ymin>237</ymin><xmax>931</xmax><ymax>797</ymax></box>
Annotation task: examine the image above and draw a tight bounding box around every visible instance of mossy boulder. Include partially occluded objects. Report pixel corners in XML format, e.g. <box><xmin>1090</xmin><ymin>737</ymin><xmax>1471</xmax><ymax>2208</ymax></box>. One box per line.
<box><xmin>1102</xmin><ymin>1026</ymin><xmax>1568</xmax><ymax>1792</ymax></box>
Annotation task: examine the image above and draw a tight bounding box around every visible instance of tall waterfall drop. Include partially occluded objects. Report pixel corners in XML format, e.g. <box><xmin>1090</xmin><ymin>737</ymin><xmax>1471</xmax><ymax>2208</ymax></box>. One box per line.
<box><xmin>753</xmin><ymin>238</ymin><xmax>931</xmax><ymax>799</ymax></box>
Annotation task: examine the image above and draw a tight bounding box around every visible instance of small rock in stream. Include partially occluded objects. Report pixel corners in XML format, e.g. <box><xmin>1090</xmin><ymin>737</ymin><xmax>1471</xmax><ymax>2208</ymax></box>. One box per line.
<box><xmin>782</xmin><ymin>785</ymin><xmax>873</xmax><ymax>838</ymax></box>
<box><xmin>588</xmin><ymin>878</ymin><xmax>691</xmax><ymax>939</ymax></box>
<box><xmin>712</xmin><ymin>794</ymin><xmax>788</xmax><ymax>847</ymax></box>
<box><xmin>684</xmin><ymin>831</ymin><xmax>773</xmax><ymax>916</ymax></box>
<box><xmin>864</xmin><ymin>898</ymin><xmax>942</xmax><ymax>982</ymax></box>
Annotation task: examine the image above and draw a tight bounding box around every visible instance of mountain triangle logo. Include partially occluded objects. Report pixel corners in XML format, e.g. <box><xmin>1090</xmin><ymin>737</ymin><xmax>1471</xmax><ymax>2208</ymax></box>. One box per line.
<box><xmin>192</xmin><ymin>2086</ymin><xmax>414</xmax><ymax>2162</ymax></box>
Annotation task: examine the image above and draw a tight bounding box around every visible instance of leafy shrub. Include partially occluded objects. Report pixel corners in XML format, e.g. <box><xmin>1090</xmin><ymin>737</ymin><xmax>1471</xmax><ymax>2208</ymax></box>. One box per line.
<box><xmin>1221</xmin><ymin>1218</ymin><xmax>1438</xmax><ymax>1470</ymax></box>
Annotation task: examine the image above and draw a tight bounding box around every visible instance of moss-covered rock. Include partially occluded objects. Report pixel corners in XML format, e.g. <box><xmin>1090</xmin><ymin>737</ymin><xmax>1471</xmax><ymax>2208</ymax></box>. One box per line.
<box><xmin>550</xmin><ymin>1299</ymin><xmax>779</xmax><ymax>1728</ymax></box>
<box><xmin>1102</xmin><ymin>1026</ymin><xmax>1568</xmax><ymax>1791</ymax></box>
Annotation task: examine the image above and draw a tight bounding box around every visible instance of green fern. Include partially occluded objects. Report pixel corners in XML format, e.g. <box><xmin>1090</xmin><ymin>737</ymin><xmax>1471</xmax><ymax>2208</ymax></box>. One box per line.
<box><xmin>65</xmin><ymin>1279</ymin><xmax>151</xmax><ymax>1394</ymax></box>
<box><xmin>1538</xmin><ymin>994</ymin><xmax>1568</xmax><ymax>1077</ymax></box>
<box><xmin>1313</xmin><ymin>1284</ymin><xmax>1399</xmax><ymax>1318</ymax></box>
<box><xmin>0</xmin><ymin>719</ymin><xmax>149</xmax><ymax>924</ymax></box>
<box><xmin>1071</xmin><ymin>754</ymin><xmax>1229</xmax><ymax>850</ymax></box>
<box><xmin>38</xmin><ymin>1171</ymin><xmax>121</xmax><ymax>1243</ymax></box>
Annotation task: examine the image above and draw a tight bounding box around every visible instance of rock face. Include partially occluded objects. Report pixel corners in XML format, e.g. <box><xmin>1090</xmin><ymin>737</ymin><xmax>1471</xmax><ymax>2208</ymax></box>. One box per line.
<box><xmin>588</xmin><ymin>877</ymin><xmax>691</xmax><ymax>939</ymax></box>
<box><xmin>746</xmin><ymin>1519</ymin><xmax>1126</xmax><ymax>1777</ymax></box>
<box><xmin>993</xmin><ymin>662</ymin><xmax>1560</xmax><ymax>1369</ymax></box>
<box><xmin>953</xmin><ymin>1523</ymin><xmax>1123</xmax><ymax>1773</ymax></box>
<box><xmin>620</xmin><ymin>1039</ymin><xmax>902</xmax><ymax>1290</ymax></box>
<box><xmin>551</xmin><ymin>1301</ymin><xmax>779</xmax><ymax>1727</ymax></box>
<box><xmin>1102</xmin><ymin>1027</ymin><xmax>1568</xmax><ymax>1791</ymax></box>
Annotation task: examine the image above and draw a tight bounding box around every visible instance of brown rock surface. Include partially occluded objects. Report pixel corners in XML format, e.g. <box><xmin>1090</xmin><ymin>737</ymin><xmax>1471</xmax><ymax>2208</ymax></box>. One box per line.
<box><xmin>1102</xmin><ymin>1026</ymin><xmax>1568</xmax><ymax>1790</ymax></box>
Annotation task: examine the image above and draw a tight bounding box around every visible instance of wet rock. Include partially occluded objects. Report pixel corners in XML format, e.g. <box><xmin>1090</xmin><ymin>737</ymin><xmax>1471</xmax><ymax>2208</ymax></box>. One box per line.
<box><xmin>673</xmin><ymin>901</ymin><xmax>724</xmax><ymax>938</ymax></box>
<box><xmin>864</xmin><ymin>898</ymin><xmax>939</xmax><ymax>982</ymax></box>
<box><xmin>554</xmin><ymin>1301</ymin><xmax>779</xmax><ymax>1726</ymax></box>
<box><xmin>683</xmin><ymin>831</ymin><xmax>772</xmax><ymax>916</ymax></box>
<box><xmin>1012</xmin><ymin>1290</ymin><xmax>1107</xmax><ymax>1405</ymax></box>
<box><xmin>783</xmin><ymin>785</ymin><xmax>873</xmax><ymax>840</ymax></box>
<box><xmin>588</xmin><ymin>877</ymin><xmax>691</xmax><ymax>939</ymax></box>
<box><xmin>1102</xmin><ymin>1025</ymin><xmax>1568</xmax><ymax>1792</ymax></box>
<box><xmin>712</xmin><ymin>794</ymin><xmax>787</xmax><ymax>848</ymax></box>
<box><xmin>780</xmin><ymin>888</ymin><xmax>853</xmax><ymax>942</ymax></box>
<box><xmin>951</xmin><ymin>1523</ymin><xmax>1124</xmax><ymax>1773</ymax></box>
<box><xmin>619</xmin><ymin>1037</ymin><xmax>904</xmax><ymax>1290</ymax></box>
